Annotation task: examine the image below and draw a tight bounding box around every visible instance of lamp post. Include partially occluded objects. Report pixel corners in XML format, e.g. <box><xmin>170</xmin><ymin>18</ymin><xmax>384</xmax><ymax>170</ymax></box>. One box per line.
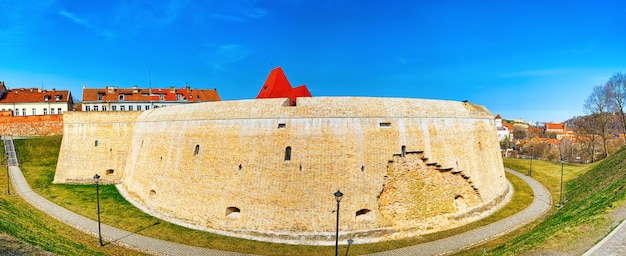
<box><xmin>93</xmin><ymin>174</ymin><xmax>103</xmax><ymax>246</ymax></box>
<box><xmin>334</xmin><ymin>190</ymin><xmax>343</xmax><ymax>256</ymax></box>
<box><xmin>528</xmin><ymin>145</ymin><xmax>534</xmax><ymax>176</ymax></box>
<box><xmin>559</xmin><ymin>157</ymin><xmax>565</xmax><ymax>207</ymax></box>
<box><xmin>6</xmin><ymin>152</ymin><xmax>9</xmax><ymax>195</ymax></box>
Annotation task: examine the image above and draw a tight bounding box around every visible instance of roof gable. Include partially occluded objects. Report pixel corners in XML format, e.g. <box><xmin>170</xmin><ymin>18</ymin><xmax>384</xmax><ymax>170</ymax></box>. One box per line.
<box><xmin>255</xmin><ymin>67</ymin><xmax>312</xmax><ymax>105</ymax></box>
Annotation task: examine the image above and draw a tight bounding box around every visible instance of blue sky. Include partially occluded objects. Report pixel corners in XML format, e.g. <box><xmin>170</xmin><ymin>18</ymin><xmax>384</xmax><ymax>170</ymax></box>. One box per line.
<box><xmin>1</xmin><ymin>0</ymin><xmax>625</xmax><ymax>122</ymax></box>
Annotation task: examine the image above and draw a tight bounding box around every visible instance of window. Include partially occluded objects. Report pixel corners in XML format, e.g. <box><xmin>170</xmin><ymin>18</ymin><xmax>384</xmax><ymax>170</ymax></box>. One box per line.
<box><xmin>137</xmin><ymin>105</ymin><xmax>142</xmax><ymax>111</ymax></box>
<box><xmin>95</xmin><ymin>140</ymin><xmax>98</xmax><ymax>147</ymax></box>
<box><xmin>32</xmin><ymin>108</ymin><xmax>36</xmax><ymax>115</ymax></box>
<box><xmin>13</xmin><ymin>109</ymin><xmax>18</xmax><ymax>116</ymax></box>
<box><xmin>86</xmin><ymin>106</ymin><xmax>91</xmax><ymax>111</ymax></box>
<box><xmin>379</xmin><ymin>122</ymin><xmax>391</xmax><ymax>128</ymax></box>
<box><xmin>355</xmin><ymin>209</ymin><xmax>372</xmax><ymax>221</ymax></box>
<box><xmin>97</xmin><ymin>93</ymin><xmax>104</xmax><ymax>101</ymax></box>
<box><xmin>120</xmin><ymin>105</ymin><xmax>125</xmax><ymax>111</ymax></box>
<box><xmin>401</xmin><ymin>145</ymin><xmax>406</xmax><ymax>157</ymax></box>
<box><xmin>50</xmin><ymin>108</ymin><xmax>55</xmax><ymax>115</ymax></box>
<box><xmin>119</xmin><ymin>94</ymin><xmax>125</xmax><ymax>101</ymax></box>
<box><xmin>102</xmin><ymin>106</ymin><xmax>107</xmax><ymax>111</ymax></box>
<box><xmin>94</xmin><ymin>106</ymin><xmax>99</xmax><ymax>111</ymax></box>
<box><xmin>43</xmin><ymin>108</ymin><xmax>47</xmax><ymax>115</ymax></box>
<box><xmin>285</xmin><ymin>146</ymin><xmax>292</xmax><ymax>161</ymax></box>
<box><xmin>58</xmin><ymin>108</ymin><xmax>62</xmax><ymax>114</ymax></box>
<box><xmin>278</xmin><ymin>123</ymin><xmax>286</xmax><ymax>129</ymax></box>
<box><xmin>145</xmin><ymin>105</ymin><xmax>150</xmax><ymax>110</ymax></box>
<box><xmin>225</xmin><ymin>207</ymin><xmax>241</xmax><ymax>218</ymax></box>
<box><xmin>55</xmin><ymin>95</ymin><xmax>61</xmax><ymax>101</ymax></box>
<box><xmin>106</xmin><ymin>169</ymin><xmax>114</xmax><ymax>175</ymax></box>
<box><xmin>194</xmin><ymin>145</ymin><xmax>200</xmax><ymax>155</ymax></box>
<box><xmin>129</xmin><ymin>105</ymin><xmax>133</xmax><ymax>111</ymax></box>
<box><xmin>112</xmin><ymin>106</ymin><xmax>117</xmax><ymax>111</ymax></box>
<box><xmin>22</xmin><ymin>109</ymin><xmax>26</xmax><ymax>116</ymax></box>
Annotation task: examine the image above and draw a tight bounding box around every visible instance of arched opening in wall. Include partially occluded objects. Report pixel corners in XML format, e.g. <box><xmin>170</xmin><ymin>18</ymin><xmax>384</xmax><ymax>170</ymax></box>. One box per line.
<box><xmin>95</xmin><ymin>140</ymin><xmax>98</xmax><ymax>147</ymax></box>
<box><xmin>238</xmin><ymin>164</ymin><xmax>242</xmax><ymax>171</ymax></box>
<box><xmin>401</xmin><ymin>145</ymin><xmax>406</xmax><ymax>157</ymax></box>
<box><xmin>106</xmin><ymin>169</ymin><xmax>114</xmax><ymax>175</ymax></box>
<box><xmin>361</xmin><ymin>165</ymin><xmax>365</xmax><ymax>172</ymax></box>
<box><xmin>194</xmin><ymin>144</ymin><xmax>200</xmax><ymax>155</ymax></box>
<box><xmin>285</xmin><ymin>146</ymin><xmax>291</xmax><ymax>161</ymax></box>
<box><xmin>355</xmin><ymin>209</ymin><xmax>372</xmax><ymax>221</ymax></box>
<box><xmin>226</xmin><ymin>207</ymin><xmax>241</xmax><ymax>218</ymax></box>
<box><xmin>149</xmin><ymin>190</ymin><xmax>156</xmax><ymax>200</ymax></box>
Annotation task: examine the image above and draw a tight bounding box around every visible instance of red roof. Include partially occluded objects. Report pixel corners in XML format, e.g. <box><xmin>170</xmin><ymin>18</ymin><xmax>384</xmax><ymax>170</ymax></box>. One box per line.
<box><xmin>256</xmin><ymin>67</ymin><xmax>311</xmax><ymax>105</ymax></box>
<box><xmin>546</xmin><ymin>123</ymin><xmax>565</xmax><ymax>130</ymax></box>
<box><xmin>82</xmin><ymin>86</ymin><xmax>220</xmax><ymax>103</ymax></box>
<box><xmin>0</xmin><ymin>88</ymin><xmax>72</xmax><ymax>104</ymax></box>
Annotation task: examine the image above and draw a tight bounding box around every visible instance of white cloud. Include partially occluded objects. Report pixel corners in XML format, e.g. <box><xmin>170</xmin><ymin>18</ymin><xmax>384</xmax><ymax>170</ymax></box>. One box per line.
<box><xmin>58</xmin><ymin>10</ymin><xmax>90</xmax><ymax>27</ymax></box>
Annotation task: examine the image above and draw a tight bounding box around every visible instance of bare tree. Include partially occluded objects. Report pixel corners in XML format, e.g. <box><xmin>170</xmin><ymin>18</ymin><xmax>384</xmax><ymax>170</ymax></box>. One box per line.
<box><xmin>572</xmin><ymin>116</ymin><xmax>600</xmax><ymax>162</ymax></box>
<box><xmin>583</xmin><ymin>83</ymin><xmax>611</xmax><ymax>158</ymax></box>
<box><xmin>607</xmin><ymin>72</ymin><xmax>626</xmax><ymax>135</ymax></box>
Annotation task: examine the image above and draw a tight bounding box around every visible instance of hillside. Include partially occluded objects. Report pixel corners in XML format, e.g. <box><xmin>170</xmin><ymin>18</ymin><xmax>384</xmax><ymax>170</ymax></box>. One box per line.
<box><xmin>492</xmin><ymin>146</ymin><xmax>626</xmax><ymax>254</ymax></box>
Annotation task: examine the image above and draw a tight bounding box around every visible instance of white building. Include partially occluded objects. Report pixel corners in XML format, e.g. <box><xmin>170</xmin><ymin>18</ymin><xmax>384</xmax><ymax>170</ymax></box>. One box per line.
<box><xmin>0</xmin><ymin>82</ymin><xmax>73</xmax><ymax>116</ymax></box>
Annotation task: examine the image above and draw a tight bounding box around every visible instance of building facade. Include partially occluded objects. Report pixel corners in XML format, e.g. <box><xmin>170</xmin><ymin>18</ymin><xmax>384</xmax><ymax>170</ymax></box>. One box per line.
<box><xmin>81</xmin><ymin>85</ymin><xmax>220</xmax><ymax>112</ymax></box>
<box><xmin>0</xmin><ymin>82</ymin><xmax>73</xmax><ymax>116</ymax></box>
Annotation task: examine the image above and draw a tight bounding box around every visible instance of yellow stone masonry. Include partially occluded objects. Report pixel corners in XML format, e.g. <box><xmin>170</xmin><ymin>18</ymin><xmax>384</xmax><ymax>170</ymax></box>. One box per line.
<box><xmin>54</xmin><ymin>97</ymin><xmax>508</xmax><ymax>245</ymax></box>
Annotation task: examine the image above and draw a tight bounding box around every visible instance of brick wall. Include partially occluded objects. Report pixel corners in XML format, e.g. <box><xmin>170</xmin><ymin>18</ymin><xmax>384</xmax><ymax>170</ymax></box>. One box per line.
<box><xmin>54</xmin><ymin>97</ymin><xmax>509</xmax><ymax>244</ymax></box>
<box><xmin>53</xmin><ymin>111</ymin><xmax>142</xmax><ymax>184</ymax></box>
<box><xmin>0</xmin><ymin>114</ymin><xmax>63</xmax><ymax>136</ymax></box>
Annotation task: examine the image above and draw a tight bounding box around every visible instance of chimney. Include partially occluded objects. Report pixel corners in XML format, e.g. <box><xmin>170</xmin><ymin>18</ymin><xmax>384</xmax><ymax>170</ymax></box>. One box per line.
<box><xmin>170</xmin><ymin>86</ymin><xmax>175</xmax><ymax>93</ymax></box>
<box><xmin>132</xmin><ymin>86</ymin><xmax>139</xmax><ymax>94</ymax></box>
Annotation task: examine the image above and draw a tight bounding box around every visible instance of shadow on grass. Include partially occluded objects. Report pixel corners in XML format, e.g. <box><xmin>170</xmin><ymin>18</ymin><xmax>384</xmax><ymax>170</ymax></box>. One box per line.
<box><xmin>105</xmin><ymin>221</ymin><xmax>161</xmax><ymax>246</ymax></box>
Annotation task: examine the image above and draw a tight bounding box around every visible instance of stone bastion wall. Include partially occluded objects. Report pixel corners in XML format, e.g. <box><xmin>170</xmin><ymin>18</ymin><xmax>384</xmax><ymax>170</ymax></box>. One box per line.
<box><xmin>54</xmin><ymin>97</ymin><xmax>508</xmax><ymax>245</ymax></box>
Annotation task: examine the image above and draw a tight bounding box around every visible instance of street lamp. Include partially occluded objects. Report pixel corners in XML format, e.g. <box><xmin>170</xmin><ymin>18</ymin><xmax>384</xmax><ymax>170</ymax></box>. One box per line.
<box><xmin>93</xmin><ymin>174</ymin><xmax>103</xmax><ymax>246</ymax></box>
<box><xmin>6</xmin><ymin>152</ymin><xmax>9</xmax><ymax>195</ymax></box>
<box><xmin>559</xmin><ymin>157</ymin><xmax>565</xmax><ymax>207</ymax></box>
<box><xmin>528</xmin><ymin>145</ymin><xmax>534</xmax><ymax>176</ymax></box>
<box><xmin>334</xmin><ymin>190</ymin><xmax>343</xmax><ymax>256</ymax></box>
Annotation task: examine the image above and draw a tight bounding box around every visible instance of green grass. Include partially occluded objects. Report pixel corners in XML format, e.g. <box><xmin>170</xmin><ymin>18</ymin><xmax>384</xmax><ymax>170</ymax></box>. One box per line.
<box><xmin>0</xmin><ymin>136</ymin><xmax>147</xmax><ymax>256</ymax></box>
<box><xmin>15</xmin><ymin>136</ymin><xmax>537</xmax><ymax>255</ymax></box>
<box><xmin>461</xmin><ymin>154</ymin><xmax>623</xmax><ymax>255</ymax></box>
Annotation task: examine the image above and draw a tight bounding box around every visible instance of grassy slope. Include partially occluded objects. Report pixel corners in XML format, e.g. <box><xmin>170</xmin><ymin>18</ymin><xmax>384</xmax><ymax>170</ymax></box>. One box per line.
<box><xmin>470</xmin><ymin>149</ymin><xmax>626</xmax><ymax>255</ymax></box>
<box><xmin>13</xmin><ymin>136</ymin><xmax>537</xmax><ymax>255</ymax></box>
<box><xmin>0</xmin><ymin>136</ymin><xmax>147</xmax><ymax>256</ymax></box>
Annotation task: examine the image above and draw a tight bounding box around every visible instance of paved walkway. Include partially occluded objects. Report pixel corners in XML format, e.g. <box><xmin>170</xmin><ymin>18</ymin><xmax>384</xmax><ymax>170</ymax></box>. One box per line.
<box><xmin>583</xmin><ymin>216</ymin><xmax>626</xmax><ymax>255</ymax></box>
<box><xmin>8</xmin><ymin>145</ymin><xmax>552</xmax><ymax>256</ymax></box>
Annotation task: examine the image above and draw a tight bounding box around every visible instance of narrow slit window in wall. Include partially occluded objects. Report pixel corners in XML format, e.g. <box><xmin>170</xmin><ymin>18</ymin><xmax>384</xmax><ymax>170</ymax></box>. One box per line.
<box><xmin>226</xmin><ymin>207</ymin><xmax>241</xmax><ymax>218</ymax></box>
<box><xmin>278</xmin><ymin>123</ymin><xmax>286</xmax><ymax>129</ymax></box>
<box><xmin>379</xmin><ymin>122</ymin><xmax>391</xmax><ymax>128</ymax></box>
<box><xmin>355</xmin><ymin>209</ymin><xmax>372</xmax><ymax>221</ymax></box>
<box><xmin>194</xmin><ymin>144</ymin><xmax>200</xmax><ymax>155</ymax></box>
<box><xmin>106</xmin><ymin>169</ymin><xmax>114</xmax><ymax>175</ymax></box>
<box><xmin>95</xmin><ymin>140</ymin><xmax>98</xmax><ymax>147</ymax></box>
<box><xmin>285</xmin><ymin>146</ymin><xmax>291</xmax><ymax>161</ymax></box>
<box><xmin>401</xmin><ymin>145</ymin><xmax>406</xmax><ymax>157</ymax></box>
